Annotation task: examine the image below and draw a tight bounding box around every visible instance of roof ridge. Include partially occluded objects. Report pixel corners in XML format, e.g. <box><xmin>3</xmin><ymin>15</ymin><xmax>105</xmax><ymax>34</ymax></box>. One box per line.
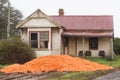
<box><xmin>49</xmin><ymin>15</ymin><xmax>113</xmax><ymax>17</ymax></box>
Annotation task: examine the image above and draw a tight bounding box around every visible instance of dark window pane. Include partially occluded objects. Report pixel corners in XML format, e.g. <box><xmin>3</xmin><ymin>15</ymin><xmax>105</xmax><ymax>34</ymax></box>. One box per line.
<box><xmin>89</xmin><ymin>38</ymin><xmax>98</xmax><ymax>49</ymax></box>
<box><xmin>30</xmin><ymin>33</ymin><xmax>38</xmax><ymax>48</ymax></box>
<box><xmin>30</xmin><ymin>40</ymin><xmax>38</xmax><ymax>48</ymax></box>
<box><xmin>44</xmin><ymin>41</ymin><xmax>48</xmax><ymax>48</ymax></box>
<box><xmin>63</xmin><ymin>37</ymin><xmax>68</xmax><ymax>46</ymax></box>
<box><xmin>31</xmin><ymin>33</ymin><xmax>37</xmax><ymax>40</ymax></box>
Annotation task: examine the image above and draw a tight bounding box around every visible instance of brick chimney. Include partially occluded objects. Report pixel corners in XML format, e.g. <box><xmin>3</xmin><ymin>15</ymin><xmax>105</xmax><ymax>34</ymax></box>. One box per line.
<box><xmin>58</xmin><ymin>9</ymin><xmax>64</xmax><ymax>16</ymax></box>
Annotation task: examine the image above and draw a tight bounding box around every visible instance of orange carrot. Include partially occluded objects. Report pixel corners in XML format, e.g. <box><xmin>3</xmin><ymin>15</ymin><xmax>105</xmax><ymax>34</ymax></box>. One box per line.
<box><xmin>0</xmin><ymin>55</ymin><xmax>113</xmax><ymax>73</ymax></box>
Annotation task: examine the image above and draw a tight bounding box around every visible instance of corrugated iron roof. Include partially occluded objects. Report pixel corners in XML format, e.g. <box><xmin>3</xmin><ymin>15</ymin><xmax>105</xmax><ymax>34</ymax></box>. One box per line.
<box><xmin>62</xmin><ymin>31</ymin><xmax>112</xmax><ymax>37</ymax></box>
<box><xmin>50</xmin><ymin>16</ymin><xmax>113</xmax><ymax>30</ymax></box>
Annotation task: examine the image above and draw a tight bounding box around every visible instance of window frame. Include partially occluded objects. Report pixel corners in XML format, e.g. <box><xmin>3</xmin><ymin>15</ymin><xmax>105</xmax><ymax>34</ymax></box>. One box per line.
<box><xmin>89</xmin><ymin>37</ymin><xmax>98</xmax><ymax>50</ymax></box>
<box><xmin>29</xmin><ymin>31</ymin><xmax>49</xmax><ymax>50</ymax></box>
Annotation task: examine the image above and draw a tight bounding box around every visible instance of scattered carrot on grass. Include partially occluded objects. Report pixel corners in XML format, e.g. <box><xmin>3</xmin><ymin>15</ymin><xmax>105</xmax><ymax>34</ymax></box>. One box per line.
<box><xmin>0</xmin><ymin>55</ymin><xmax>113</xmax><ymax>73</ymax></box>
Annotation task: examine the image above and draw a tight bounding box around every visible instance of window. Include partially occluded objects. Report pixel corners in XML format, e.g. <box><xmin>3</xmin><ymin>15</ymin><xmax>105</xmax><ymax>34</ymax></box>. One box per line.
<box><xmin>30</xmin><ymin>32</ymin><xmax>49</xmax><ymax>50</ymax></box>
<box><xmin>40</xmin><ymin>32</ymin><xmax>49</xmax><ymax>49</ymax></box>
<box><xmin>89</xmin><ymin>38</ymin><xmax>98</xmax><ymax>50</ymax></box>
<box><xmin>30</xmin><ymin>33</ymin><xmax>38</xmax><ymax>48</ymax></box>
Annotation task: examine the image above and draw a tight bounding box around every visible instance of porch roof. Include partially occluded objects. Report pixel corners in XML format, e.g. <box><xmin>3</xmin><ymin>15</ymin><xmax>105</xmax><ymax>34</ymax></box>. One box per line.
<box><xmin>62</xmin><ymin>32</ymin><xmax>113</xmax><ymax>37</ymax></box>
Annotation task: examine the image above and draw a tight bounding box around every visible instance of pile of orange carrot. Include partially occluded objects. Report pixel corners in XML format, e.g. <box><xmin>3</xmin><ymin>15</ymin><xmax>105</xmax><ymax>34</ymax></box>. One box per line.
<box><xmin>0</xmin><ymin>55</ymin><xmax>113</xmax><ymax>73</ymax></box>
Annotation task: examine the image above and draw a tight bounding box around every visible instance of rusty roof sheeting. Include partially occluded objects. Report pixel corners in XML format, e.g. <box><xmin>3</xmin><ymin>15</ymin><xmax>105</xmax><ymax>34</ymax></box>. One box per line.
<box><xmin>50</xmin><ymin>16</ymin><xmax>113</xmax><ymax>30</ymax></box>
<box><xmin>62</xmin><ymin>31</ymin><xmax>113</xmax><ymax>37</ymax></box>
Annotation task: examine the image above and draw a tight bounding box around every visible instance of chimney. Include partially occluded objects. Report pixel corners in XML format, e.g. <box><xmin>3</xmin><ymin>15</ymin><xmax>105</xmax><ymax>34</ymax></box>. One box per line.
<box><xmin>58</xmin><ymin>9</ymin><xmax>64</xmax><ymax>16</ymax></box>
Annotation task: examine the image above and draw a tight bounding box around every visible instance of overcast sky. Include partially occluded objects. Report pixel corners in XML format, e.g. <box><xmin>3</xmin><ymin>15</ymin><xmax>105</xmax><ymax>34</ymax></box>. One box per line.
<box><xmin>10</xmin><ymin>0</ymin><xmax>120</xmax><ymax>37</ymax></box>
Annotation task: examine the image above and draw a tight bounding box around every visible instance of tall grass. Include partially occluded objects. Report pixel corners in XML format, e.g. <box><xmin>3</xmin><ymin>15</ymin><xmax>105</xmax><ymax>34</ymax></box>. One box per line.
<box><xmin>85</xmin><ymin>55</ymin><xmax>120</xmax><ymax>68</ymax></box>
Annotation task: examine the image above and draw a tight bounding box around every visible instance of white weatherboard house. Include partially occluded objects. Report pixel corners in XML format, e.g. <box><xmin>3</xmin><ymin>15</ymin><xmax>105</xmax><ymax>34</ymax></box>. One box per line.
<box><xmin>16</xmin><ymin>9</ymin><xmax>114</xmax><ymax>57</ymax></box>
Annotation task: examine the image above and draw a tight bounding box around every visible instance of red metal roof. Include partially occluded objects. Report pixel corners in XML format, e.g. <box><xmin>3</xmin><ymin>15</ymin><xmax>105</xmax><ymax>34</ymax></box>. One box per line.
<box><xmin>50</xmin><ymin>16</ymin><xmax>113</xmax><ymax>30</ymax></box>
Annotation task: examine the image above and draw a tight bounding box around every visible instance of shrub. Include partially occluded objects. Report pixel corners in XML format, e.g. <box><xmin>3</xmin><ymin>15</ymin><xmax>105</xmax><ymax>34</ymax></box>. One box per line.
<box><xmin>0</xmin><ymin>37</ymin><xmax>36</xmax><ymax>64</ymax></box>
<box><xmin>113</xmin><ymin>37</ymin><xmax>120</xmax><ymax>55</ymax></box>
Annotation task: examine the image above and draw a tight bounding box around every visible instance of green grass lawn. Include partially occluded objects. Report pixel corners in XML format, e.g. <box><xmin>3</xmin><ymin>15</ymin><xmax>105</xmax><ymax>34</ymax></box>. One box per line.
<box><xmin>0</xmin><ymin>64</ymin><xmax>8</xmax><ymax>68</ymax></box>
<box><xmin>85</xmin><ymin>55</ymin><xmax>120</xmax><ymax>68</ymax></box>
<box><xmin>50</xmin><ymin>71</ymin><xmax>109</xmax><ymax>80</ymax></box>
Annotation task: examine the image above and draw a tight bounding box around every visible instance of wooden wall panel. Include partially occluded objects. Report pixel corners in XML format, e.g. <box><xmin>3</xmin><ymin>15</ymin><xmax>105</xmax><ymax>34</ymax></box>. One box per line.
<box><xmin>69</xmin><ymin>38</ymin><xmax>75</xmax><ymax>55</ymax></box>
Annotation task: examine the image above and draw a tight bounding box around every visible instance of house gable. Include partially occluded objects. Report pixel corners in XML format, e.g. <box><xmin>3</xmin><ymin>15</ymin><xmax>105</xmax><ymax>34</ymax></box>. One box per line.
<box><xmin>20</xmin><ymin>18</ymin><xmax>58</xmax><ymax>28</ymax></box>
<box><xmin>16</xmin><ymin>9</ymin><xmax>61</xmax><ymax>28</ymax></box>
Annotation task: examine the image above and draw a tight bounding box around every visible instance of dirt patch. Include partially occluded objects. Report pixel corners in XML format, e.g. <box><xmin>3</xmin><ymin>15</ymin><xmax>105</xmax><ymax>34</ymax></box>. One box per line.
<box><xmin>0</xmin><ymin>71</ymin><xmax>68</xmax><ymax>80</ymax></box>
<box><xmin>0</xmin><ymin>68</ymin><xmax>120</xmax><ymax>80</ymax></box>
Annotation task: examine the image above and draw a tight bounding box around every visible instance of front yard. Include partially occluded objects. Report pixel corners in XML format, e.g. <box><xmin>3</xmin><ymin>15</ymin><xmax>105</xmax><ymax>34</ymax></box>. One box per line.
<box><xmin>0</xmin><ymin>55</ymin><xmax>120</xmax><ymax>80</ymax></box>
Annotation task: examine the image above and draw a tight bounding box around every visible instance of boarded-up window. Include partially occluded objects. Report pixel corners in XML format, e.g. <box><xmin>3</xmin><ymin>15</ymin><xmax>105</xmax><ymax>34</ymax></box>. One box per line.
<box><xmin>89</xmin><ymin>38</ymin><xmax>98</xmax><ymax>50</ymax></box>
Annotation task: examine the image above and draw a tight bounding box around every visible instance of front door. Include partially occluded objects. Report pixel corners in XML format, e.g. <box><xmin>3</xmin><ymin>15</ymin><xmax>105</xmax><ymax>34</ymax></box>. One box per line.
<box><xmin>68</xmin><ymin>38</ymin><xmax>76</xmax><ymax>55</ymax></box>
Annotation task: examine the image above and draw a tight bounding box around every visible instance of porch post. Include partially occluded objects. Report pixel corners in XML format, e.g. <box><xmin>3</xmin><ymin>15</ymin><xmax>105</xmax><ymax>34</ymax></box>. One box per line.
<box><xmin>109</xmin><ymin>37</ymin><xmax>113</xmax><ymax>59</ymax></box>
<box><xmin>82</xmin><ymin>37</ymin><xmax>85</xmax><ymax>57</ymax></box>
<box><xmin>38</xmin><ymin>32</ymin><xmax>40</xmax><ymax>49</ymax></box>
<box><xmin>27</xmin><ymin>29</ymin><xmax>30</xmax><ymax>44</ymax></box>
<box><xmin>59</xmin><ymin>28</ymin><xmax>63</xmax><ymax>54</ymax></box>
<box><xmin>49</xmin><ymin>28</ymin><xmax>52</xmax><ymax>51</ymax></box>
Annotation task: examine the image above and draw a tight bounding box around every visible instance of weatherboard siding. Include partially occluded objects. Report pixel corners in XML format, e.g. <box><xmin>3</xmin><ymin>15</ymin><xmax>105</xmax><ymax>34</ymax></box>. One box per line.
<box><xmin>21</xmin><ymin>18</ymin><xmax>57</xmax><ymax>28</ymax></box>
<box><xmin>21</xmin><ymin>28</ymin><xmax>28</xmax><ymax>43</ymax></box>
<box><xmin>51</xmin><ymin>28</ymin><xmax>61</xmax><ymax>55</ymax></box>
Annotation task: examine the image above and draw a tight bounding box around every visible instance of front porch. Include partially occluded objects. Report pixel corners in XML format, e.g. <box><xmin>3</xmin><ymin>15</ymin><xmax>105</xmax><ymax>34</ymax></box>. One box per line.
<box><xmin>62</xmin><ymin>37</ymin><xmax>113</xmax><ymax>57</ymax></box>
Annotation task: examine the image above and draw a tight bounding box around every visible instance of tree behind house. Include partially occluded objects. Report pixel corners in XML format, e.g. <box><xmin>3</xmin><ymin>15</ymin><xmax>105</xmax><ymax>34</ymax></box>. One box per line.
<box><xmin>113</xmin><ymin>37</ymin><xmax>120</xmax><ymax>55</ymax></box>
<box><xmin>0</xmin><ymin>0</ymin><xmax>23</xmax><ymax>39</ymax></box>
